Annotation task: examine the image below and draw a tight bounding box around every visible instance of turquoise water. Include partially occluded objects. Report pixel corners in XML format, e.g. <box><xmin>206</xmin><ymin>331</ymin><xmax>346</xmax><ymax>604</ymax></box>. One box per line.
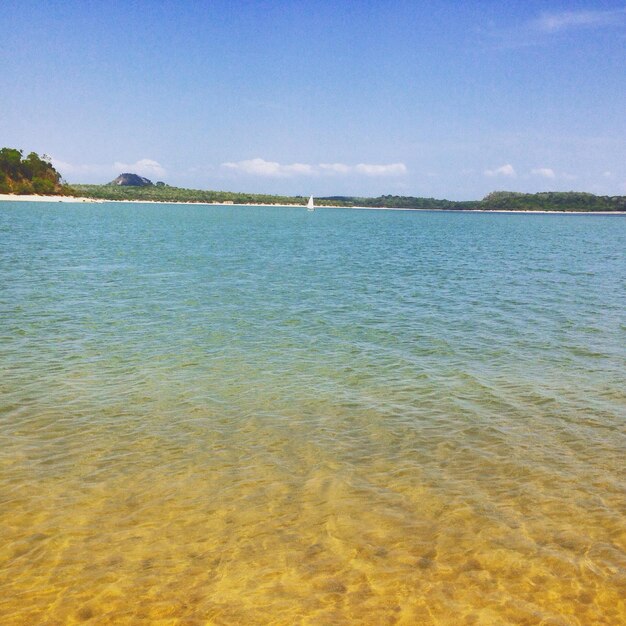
<box><xmin>1</xmin><ymin>202</ymin><xmax>625</xmax><ymax>625</ymax></box>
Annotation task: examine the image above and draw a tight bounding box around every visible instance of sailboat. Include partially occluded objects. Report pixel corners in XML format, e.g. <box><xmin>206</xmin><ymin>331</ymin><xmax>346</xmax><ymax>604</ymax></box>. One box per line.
<box><xmin>307</xmin><ymin>195</ymin><xmax>315</xmax><ymax>211</ymax></box>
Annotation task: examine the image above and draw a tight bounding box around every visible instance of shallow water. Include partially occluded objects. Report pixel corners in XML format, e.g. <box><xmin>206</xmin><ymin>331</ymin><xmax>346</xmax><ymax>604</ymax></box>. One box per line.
<box><xmin>0</xmin><ymin>202</ymin><xmax>625</xmax><ymax>625</ymax></box>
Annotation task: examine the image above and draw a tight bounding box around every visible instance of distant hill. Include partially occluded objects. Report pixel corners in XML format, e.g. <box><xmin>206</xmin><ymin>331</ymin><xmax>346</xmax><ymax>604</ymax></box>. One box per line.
<box><xmin>109</xmin><ymin>173</ymin><xmax>154</xmax><ymax>186</ymax></box>
<box><xmin>0</xmin><ymin>147</ymin><xmax>74</xmax><ymax>195</ymax></box>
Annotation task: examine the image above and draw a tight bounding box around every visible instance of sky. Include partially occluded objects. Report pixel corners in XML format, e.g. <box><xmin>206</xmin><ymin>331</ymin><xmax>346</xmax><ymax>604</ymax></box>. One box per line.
<box><xmin>1</xmin><ymin>1</ymin><xmax>625</xmax><ymax>200</ymax></box>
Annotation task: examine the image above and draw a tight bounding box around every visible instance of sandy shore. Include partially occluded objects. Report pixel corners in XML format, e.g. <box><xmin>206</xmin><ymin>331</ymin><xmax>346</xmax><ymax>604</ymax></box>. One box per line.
<box><xmin>0</xmin><ymin>194</ymin><xmax>297</xmax><ymax>207</ymax></box>
<box><xmin>0</xmin><ymin>194</ymin><xmax>320</xmax><ymax>208</ymax></box>
<box><xmin>1</xmin><ymin>194</ymin><xmax>624</xmax><ymax>214</ymax></box>
<box><xmin>0</xmin><ymin>194</ymin><xmax>104</xmax><ymax>203</ymax></box>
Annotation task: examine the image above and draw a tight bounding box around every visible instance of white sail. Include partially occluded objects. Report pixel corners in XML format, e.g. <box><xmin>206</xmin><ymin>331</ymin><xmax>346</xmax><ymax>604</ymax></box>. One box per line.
<box><xmin>307</xmin><ymin>195</ymin><xmax>315</xmax><ymax>211</ymax></box>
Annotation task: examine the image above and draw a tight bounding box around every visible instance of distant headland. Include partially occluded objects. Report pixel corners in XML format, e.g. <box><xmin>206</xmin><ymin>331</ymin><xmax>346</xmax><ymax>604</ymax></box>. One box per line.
<box><xmin>1</xmin><ymin>147</ymin><xmax>625</xmax><ymax>212</ymax></box>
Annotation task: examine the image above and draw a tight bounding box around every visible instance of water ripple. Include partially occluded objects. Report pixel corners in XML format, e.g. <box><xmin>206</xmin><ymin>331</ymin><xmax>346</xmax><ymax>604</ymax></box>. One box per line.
<box><xmin>0</xmin><ymin>203</ymin><xmax>625</xmax><ymax>624</ymax></box>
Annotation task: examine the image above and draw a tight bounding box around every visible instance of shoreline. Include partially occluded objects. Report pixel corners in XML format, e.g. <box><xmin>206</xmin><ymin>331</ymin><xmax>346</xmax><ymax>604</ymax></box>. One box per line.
<box><xmin>0</xmin><ymin>193</ymin><xmax>104</xmax><ymax>203</ymax></box>
<box><xmin>0</xmin><ymin>194</ymin><xmax>624</xmax><ymax>214</ymax></box>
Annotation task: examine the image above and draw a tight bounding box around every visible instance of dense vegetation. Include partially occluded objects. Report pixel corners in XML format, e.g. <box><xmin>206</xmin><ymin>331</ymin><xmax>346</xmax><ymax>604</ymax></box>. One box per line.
<box><xmin>479</xmin><ymin>191</ymin><xmax>626</xmax><ymax>212</ymax></box>
<box><xmin>71</xmin><ymin>184</ymin><xmax>625</xmax><ymax>211</ymax></box>
<box><xmin>322</xmin><ymin>191</ymin><xmax>625</xmax><ymax>211</ymax></box>
<box><xmin>72</xmin><ymin>184</ymin><xmax>332</xmax><ymax>206</ymax></box>
<box><xmin>74</xmin><ymin>184</ymin><xmax>470</xmax><ymax>208</ymax></box>
<box><xmin>0</xmin><ymin>148</ymin><xmax>74</xmax><ymax>195</ymax></box>
<box><xmin>322</xmin><ymin>194</ymin><xmax>476</xmax><ymax>209</ymax></box>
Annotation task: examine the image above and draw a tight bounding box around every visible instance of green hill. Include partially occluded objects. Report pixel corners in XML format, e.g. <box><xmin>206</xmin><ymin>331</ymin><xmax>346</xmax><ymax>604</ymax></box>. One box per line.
<box><xmin>0</xmin><ymin>148</ymin><xmax>74</xmax><ymax>195</ymax></box>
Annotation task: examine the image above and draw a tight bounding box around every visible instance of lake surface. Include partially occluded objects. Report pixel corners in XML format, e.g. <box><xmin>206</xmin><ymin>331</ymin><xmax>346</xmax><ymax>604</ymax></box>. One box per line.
<box><xmin>0</xmin><ymin>202</ymin><xmax>625</xmax><ymax>625</ymax></box>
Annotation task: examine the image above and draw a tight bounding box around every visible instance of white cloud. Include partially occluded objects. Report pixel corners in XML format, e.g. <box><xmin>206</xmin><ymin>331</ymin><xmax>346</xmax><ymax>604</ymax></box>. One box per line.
<box><xmin>535</xmin><ymin>9</ymin><xmax>626</xmax><ymax>33</ymax></box>
<box><xmin>484</xmin><ymin>8</ymin><xmax>626</xmax><ymax>50</ymax></box>
<box><xmin>354</xmin><ymin>163</ymin><xmax>407</xmax><ymax>176</ymax></box>
<box><xmin>286</xmin><ymin>163</ymin><xmax>316</xmax><ymax>176</ymax></box>
<box><xmin>113</xmin><ymin>158</ymin><xmax>166</xmax><ymax>178</ymax></box>
<box><xmin>603</xmin><ymin>171</ymin><xmax>613</xmax><ymax>178</ymax></box>
<box><xmin>221</xmin><ymin>158</ymin><xmax>315</xmax><ymax>178</ymax></box>
<box><xmin>221</xmin><ymin>158</ymin><xmax>407</xmax><ymax>178</ymax></box>
<box><xmin>50</xmin><ymin>157</ymin><xmax>166</xmax><ymax>181</ymax></box>
<box><xmin>49</xmin><ymin>157</ymin><xmax>108</xmax><ymax>177</ymax></box>
<box><xmin>484</xmin><ymin>164</ymin><xmax>516</xmax><ymax>177</ymax></box>
<box><xmin>318</xmin><ymin>163</ymin><xmax>352</xmax><ymax>175</ymax></box>
<box><xmin>531</xmin><ymin>167</ymin><xmax>556</xmax><ymax>179</ymax></box>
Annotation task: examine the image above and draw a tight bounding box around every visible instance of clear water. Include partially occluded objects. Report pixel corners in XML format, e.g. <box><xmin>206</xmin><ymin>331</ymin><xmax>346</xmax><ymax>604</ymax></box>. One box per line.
<box><xmin>0</xmin><ymin>202</ymin><xmax>625</xmax><ymax>625</ymax></box>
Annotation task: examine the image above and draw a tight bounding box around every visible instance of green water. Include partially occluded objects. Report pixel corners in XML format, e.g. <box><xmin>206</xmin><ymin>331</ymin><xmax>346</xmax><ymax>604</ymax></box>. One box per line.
<box><xmin>1</xmin><ymin>202</ymin><xmax>625</xmax><ymax>625</ymax></box>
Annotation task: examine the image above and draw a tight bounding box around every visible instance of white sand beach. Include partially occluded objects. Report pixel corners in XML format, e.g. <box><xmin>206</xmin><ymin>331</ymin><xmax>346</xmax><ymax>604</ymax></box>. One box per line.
<box><xmin>0</xmin><ymin>194</ymin><xmax>103</xmax><ymax>203</ymax></box>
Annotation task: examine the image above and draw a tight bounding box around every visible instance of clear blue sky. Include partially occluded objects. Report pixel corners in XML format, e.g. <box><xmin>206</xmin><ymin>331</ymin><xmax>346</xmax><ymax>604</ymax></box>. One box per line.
<box><xmin>2</xmin><ymin>1</ymin><xmax>625</xmax><ymax>199</ymax></box>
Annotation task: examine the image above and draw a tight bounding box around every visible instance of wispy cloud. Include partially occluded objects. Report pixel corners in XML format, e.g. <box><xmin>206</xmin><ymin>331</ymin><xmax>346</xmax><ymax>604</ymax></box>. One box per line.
<box><xmin>484</xmin><ymin>164</ymin><xmax>516</xmax><ymax>177</ymax></box>
<box><xmin>531</xmin><ymin>167</ymin><xmax>556</xmax><ymax>179</ymax></box>
<box><xmin>221</xmin><ymin>158</ymin><xmax>314</xmax><ymax>178</ymax></box>
<box><xmin>354</xmin><ymin>163</ymin><xmax>407</xmax><ymax>176</ymax></box>
<box><xmin>318</xmin><ymin>163</ymin><xmax>352</xmax><ymax>175</ymax></box>
<box><xmin>221</xmin><ymin>158</ymin><xmax>407</xmax><ymax>178</ymax></box>
<box><xmin>480</xmin><ymin>7</ymin><xmax>626</xmax><ymax>49</ymax></box>
<box><xmin>113</xmin><ymin>158</ymin><xmax>166</xmax><ymax>178</ymax></box>
<box><xmin>50</xmin><ymin>158</ymin><xmax>108</xmax><ymax>177</ymax></box>
<box><xmin>49</xmin><ymin>157</ymin><xmax>167</xmax><ymax>181</ymax></box>
<box><xmin>535</xmin><ymin>8</ymin><xmax>626</xmax><ymax>33</ymax></box>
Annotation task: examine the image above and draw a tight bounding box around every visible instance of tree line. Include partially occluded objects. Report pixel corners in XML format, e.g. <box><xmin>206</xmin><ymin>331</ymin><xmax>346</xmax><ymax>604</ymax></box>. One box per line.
<box><xmin>72</xmin><ymin>184</ymin><xmax>626</xmax><ymax>211</ymax></box>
